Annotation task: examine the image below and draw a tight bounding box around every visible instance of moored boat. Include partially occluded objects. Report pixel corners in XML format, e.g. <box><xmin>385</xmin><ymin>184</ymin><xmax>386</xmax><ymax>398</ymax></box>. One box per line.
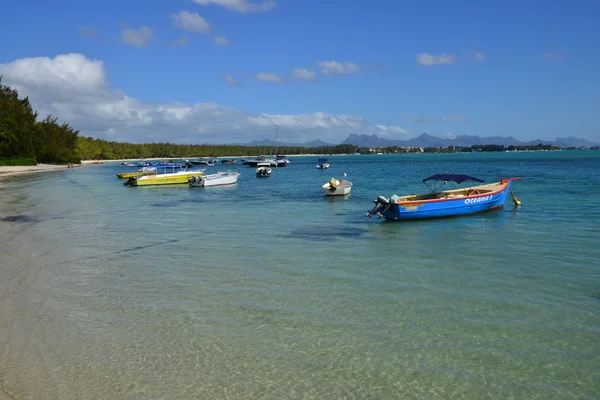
<box><xmin>322</xmin><ymin>177</ymin><xmax>352</xmax><ymax>196</ymax></box>
<box><xmin>243</xmin><ymin>156</ymin><xmax>277</xmax><ymax>167</ymax></box>
<box><xmin>275</xmin><ymin>155</ymin><xmax>290</xmax><ymax>167</ymax></box>
<box><xmin>116</xmin><ymin>167</ymin><xmax>157</xmax><ymax>179</ymax></box>
<box><xmin>256</xmin><ymin>163</ymin><xmax>272</xmax><ymax>177</ymax></box>
<box><xmin>316</xmin><ymin>158</ymin><xmax>329</xmax><ymax>169</ymax></box>
<box><xmin>188</xmin><ymin>171</ymin><xmax>240</xmax><ymax>187</ymax></box>
<box><xmin>124</xmin><ymin>168</ymin><xmax>205</xmax><ymax>186</ymax></box>
<box><xmin>367</xmin><ymin>174</ymin><xmax>521</xmax><ymax>221</ymax></box>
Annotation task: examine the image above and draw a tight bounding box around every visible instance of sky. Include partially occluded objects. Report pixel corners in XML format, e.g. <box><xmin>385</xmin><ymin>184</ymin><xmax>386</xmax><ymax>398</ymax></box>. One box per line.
<box><xmin>1</xmin><ymin>0</ymin><xmax>599</xmax><ymax>145</ymax></box>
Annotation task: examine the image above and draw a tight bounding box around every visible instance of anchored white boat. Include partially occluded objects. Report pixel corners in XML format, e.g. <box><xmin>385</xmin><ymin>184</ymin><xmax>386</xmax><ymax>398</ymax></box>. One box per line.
<box><xmin>256</xmin><ymin>163</ymin><xmax>272</xmax><ymax>177</ymax></box>
<box><xmin>322</xmin><ymin>177</ymin><xmax>352</xmax><ymax>196</ymax></box>
<box><xmin>188</xmin><ymin>171</ymin><xmax>240</xmax><ymax>187</ymax></box>
<box><xmin>317</xmin><ymin>158</ymin><xmax>329</xmax><ymax>169</ymax></box>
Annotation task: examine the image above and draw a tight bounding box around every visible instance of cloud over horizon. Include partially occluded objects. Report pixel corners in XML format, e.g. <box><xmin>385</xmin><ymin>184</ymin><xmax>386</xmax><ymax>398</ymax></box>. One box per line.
<box><xmin>416</xmin><ymin>53</ymin><xmax>456</xmax><ymax>66</ymax></box>
<box><xmin>120</xmin><ymin>26</ymin><xmax>154</xmax><ymax>47</ymax></box>
<box><xmin>403</xmin><ymin>114</ymin><xmax>470</xmax><ymax>122</ymax></box>
<box><xmin>191</xmin><ymin>0</ymin><xmax>276</xmax><ymax>13</ymax></box>
<box><xmin>0</xmin><ymin>53</ymin><xmax>409</xmax><ymax>145</ymax></box>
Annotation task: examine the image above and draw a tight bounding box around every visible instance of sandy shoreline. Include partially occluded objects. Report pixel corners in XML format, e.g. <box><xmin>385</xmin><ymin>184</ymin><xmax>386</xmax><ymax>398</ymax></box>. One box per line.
<box><xmin>0</xmin><ymin>155</ymin><xmax>333</xmax><ymax>179</ymax></box>
<box><xmin>0</xmin><ymin>163</ymin><xmax>87</xmax><ymax>179</ymax></box>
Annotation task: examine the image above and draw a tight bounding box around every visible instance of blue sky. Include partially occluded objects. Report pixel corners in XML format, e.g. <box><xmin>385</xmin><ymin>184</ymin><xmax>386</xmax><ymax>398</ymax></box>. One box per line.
<box><xmin>1</xmin><ymin>0</ymin><xmax>599</xmax><ymax>144</ymax></box>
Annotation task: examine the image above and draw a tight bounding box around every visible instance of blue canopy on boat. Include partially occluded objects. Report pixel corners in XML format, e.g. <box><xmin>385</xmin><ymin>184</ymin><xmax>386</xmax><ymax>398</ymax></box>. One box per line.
<box><xmin>423</xmin><ymin>174</ymin><xmax>484</xmax><ymax>184</ymax></box>
<box><xmin>318</xmin><ymin>158</ymin><xmax>328</xmax><ymax>163</ymax></box>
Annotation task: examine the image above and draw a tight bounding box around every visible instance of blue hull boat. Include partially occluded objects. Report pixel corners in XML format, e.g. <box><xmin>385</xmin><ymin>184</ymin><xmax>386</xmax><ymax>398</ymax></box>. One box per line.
<box><xmin>367</xmin><ymin>174</ymin><xmax>521</xmax><ymax>221</ymax></box>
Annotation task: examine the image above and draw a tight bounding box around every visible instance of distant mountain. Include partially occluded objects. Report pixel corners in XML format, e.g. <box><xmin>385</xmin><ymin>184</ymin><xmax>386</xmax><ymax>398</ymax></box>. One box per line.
<box><xmin>246</xmin><ymin>139</ymin><xmax>335</xmax><ymax>147</ymax></box>
<box><xmin>339</xmin><ymin>133</ymin><xmax>599</xmax><ymax>148</ymax></box>
<box><xmin>240</xmin><ymin>133</ymin><xmax>598</xmax><ymax>148</ymax></box>
<box><xmin>553</xmin><ymin>136</ymin><xmax>600</xmax><ymax>148</ymax></box>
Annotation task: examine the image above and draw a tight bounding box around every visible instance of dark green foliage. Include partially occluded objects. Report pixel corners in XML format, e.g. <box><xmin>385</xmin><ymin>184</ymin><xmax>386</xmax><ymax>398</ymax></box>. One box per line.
<box><xmin>0</xmin><ymin>157</ymin><xmax>37</xmax><ymax>166</ymax></box>
<box><xmin>0</xmin><ymin>77</ymin><xmax>80</xmax><ymax>164</ymax></box>
<box><xmin>75</xmin><ymin>139</ymin><xmax>369</xmax><ymax>160</ymax></box>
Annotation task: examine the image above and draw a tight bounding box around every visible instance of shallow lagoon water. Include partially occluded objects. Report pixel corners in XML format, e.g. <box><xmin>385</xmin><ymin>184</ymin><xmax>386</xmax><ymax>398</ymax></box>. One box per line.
<box><xmin>1</xmin><ymin>151</ymin><xmax>599</xmax><ymax>399</ymax></box>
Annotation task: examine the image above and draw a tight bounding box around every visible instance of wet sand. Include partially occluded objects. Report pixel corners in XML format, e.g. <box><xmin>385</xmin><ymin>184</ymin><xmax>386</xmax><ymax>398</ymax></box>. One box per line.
<box><xmin>0</xmin><ymin>164</ymin><xmax>83</xmax><ymax>179</ymax></box>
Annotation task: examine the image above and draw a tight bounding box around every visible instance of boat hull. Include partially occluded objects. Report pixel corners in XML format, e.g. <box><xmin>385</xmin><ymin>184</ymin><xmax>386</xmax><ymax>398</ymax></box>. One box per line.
<box><xmin>381</xmin><ymin>180</ymin><xmax>515</xmax><ymax>220</ymax></box>
<box><xmin>256</xmin><ymin>167</ymin><xmax>272</xmax><ymax>177</ymax></box>
<box><xmin>189</xmin><ymin>171</ymin><xmax>240</xmax><ymax>187</ymax></box>
<box><xmin>126</xmin><ymin>170</ymin><xmax>204</xmax><ymax>186</ymax></box>
<box><xmin>322</xmin><ymin>180</ymin><xmax>352</xmax><ymax>196</ymax></box>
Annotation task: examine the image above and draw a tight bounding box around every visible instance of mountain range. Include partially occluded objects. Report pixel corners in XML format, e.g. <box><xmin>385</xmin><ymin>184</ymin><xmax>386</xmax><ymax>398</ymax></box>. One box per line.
<box><xmin>245</xmin><ymin>134</ymin><xmax>599</xmax><ymax>148</ymax></box>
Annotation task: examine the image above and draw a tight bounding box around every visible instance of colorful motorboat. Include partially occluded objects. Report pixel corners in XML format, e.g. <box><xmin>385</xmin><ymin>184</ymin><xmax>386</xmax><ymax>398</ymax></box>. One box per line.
<box><xmin>322</xmin><ymin>177</ymin><xmax>352</xmax><ymax>196</ymax></box>
<box><xmin>188</xmin><ymin>171</ymin><xmax>240</xmax><ymax>187</ymax></box>
<box><xmin>116</xmin><ymin>167</ymin><xmax>157</xmax><ymax>179</ymax></box>
<box><xmin>367</xmin><ymin>174</ymin><xmax>521</xmax><ymax>221</ymax></box>
<box><xmin>124</xmin><ymin>168</ymin><xmax>205</xmax><ymax>186</ymax></box>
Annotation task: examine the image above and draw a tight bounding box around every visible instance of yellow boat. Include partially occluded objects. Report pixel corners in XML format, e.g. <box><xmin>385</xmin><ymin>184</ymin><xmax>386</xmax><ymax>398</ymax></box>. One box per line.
<box><xmin>124</xmin><ymin>169</ymin><xmax>205</xmax><ymax>186</ymax></box>
<box><xmin>116</xmin><ymin>167</ymin><xmax>157</xmax><ymax>179</ymax></box>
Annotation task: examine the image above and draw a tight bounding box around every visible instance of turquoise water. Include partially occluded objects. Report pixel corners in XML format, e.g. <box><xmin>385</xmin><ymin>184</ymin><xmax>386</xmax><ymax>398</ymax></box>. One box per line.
<box><xmin>1</xmin><ymin>151</ymin><xmax>599</xmax><ymax>399</ymax></box>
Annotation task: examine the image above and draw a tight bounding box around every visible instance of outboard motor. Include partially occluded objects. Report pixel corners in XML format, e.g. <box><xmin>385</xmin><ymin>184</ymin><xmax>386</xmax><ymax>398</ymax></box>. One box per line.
<box><xmin>366</xmin><ymin>195</ymin><xmax>391</xmax><ymax>218</ymax></box>
<box><xmin>124</xmin><ymin>177</ymin><xmax>136</xmax><ymax>186</ymax></box>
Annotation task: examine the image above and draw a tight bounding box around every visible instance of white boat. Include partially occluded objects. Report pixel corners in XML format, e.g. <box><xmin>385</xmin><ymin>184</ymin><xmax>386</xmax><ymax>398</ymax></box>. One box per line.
<box><xmin>275</xmin><ymin>155</ymin><xmax>291</xmax><ymax>167</ymax></box>
<box><xmin>322</xmin><ymin>178</ymin><xmax>352</xmax><ymax>196</ymax></box>
<box><xmin>256</xmin><ymin>163</ymin><xmax>272</xmax><ymax>177</ymax></box>
<box><xmin>242</xmin><ymin>156</ymin><xmax>277</xmax><ymax>167</ymax></box>
<box><xmin>188</xmin><ymin>171</ymin><xmax>240</xmax><ymax>187</ymax></box>
<box><xmin>317</xmin><ymin>158</ymin><xmax>329</xmax><ymax>169</ymax></box>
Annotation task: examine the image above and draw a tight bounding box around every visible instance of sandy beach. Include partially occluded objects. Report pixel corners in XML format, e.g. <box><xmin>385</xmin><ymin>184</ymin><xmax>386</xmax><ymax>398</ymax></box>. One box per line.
<box><xmin>0</xmin><ymin>155</ymin><xmax>334</xmax><ymax>179</ymax></box>
<box><xmin>0</xmin><ymin>163</ymin><xmax>84</xmax><ymax>179</ymax></box>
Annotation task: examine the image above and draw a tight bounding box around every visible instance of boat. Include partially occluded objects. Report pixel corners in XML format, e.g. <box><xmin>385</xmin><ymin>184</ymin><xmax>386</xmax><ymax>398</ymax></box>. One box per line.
<box><xmin>322</xmin><ymin>177</ymin><xmax>352</xmax><ymax>196</ymax></box>
<box><xmin>145</xmin><ymin>162</ymin><xmax>185</xmax><ymax>168</ymax></box>
<box><xmin>124</xmin><ymin>168</ymin><xmax>205</xmax><ymax>186</ymax></box>
<box><xmin>272</xmin><ymin>126</ymin><xmax>290</xmax><ymax>167</ymax></box>
<box><xmin>91</xmin><ymin>161</ymin><xmax>103</xmax><ymax>165</ymax></box>
<box><xmin>220</xmin><ymin>159</ymin><xmax>237</xmax><ymax>164</ymax></box>
<box><xmin>242</xmin><ymin>155</ymin><xmax>277</xmax><ymax>167</ymax></box>
<box><xmin>188</xmin><ymin>171</ymin><xmax>240</xmax><ymax>187</ymax></box>
<box><xmin>190</xmin><ymin>158</ymin><xmax>215</xmax><ymax>166</ymax></box>
<box><xmin>275</xmin><ymin>155</ymin><xmax>291</xmax><ymax>167</ymax></box>
<box><xmin>116</xmin><ymin>167</ymin><xmax>157</xmax><ymax>179</ymax></box>
<box><xmin>366</xmin><ymin>174</ymin><xmax>521</xmax><ymax>221</ymax></box>
<box><xmin>316</xmin><ymin>158</ymin><xmax>329</xmax><ymax>169</ymax></box>
<box><xmin>256</xmin><ymin>163</ymin><xmax>272</xmax><ymax>177</ymax></box>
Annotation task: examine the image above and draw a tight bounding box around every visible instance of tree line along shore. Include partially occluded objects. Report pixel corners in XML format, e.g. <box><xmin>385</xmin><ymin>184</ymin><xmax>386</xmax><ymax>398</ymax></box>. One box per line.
<box><xmin>1</xmin><ymin>77</ymin><xmax>587</xmax><ymax>169</ymax></box>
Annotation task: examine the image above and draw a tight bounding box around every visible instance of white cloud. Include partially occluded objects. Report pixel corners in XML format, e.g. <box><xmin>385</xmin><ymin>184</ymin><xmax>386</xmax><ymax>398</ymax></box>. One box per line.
<box><xmin>374</xmin><ymin>125</ymin><xmax>409</xmax><ymax>137</ymax></box>
<box><xmin>255</xmin><ymin>72</ymin><xmax>283</xmax><ymax>83</ymax></box>
<box><xmin>317</xmin><ymin>61</ymin><xmax>362</xmax><ymax>76</ymax></box>
<box><xmin>191</xmin><ymin>0</ymin><xmax>276</xmax><ymax>13</ymax></box>
<box><xmin>291</xmin><ymin>68</ymin><xmax>317</xmax><ymax>82</ymax></box>
<box><xmin>403</xmin><ymin>114</ymin><xmax>469</xmax><ymax>122</ymax></box>
<box><xmin>77</xmin><ymin>26</ymin><xmax>97</xmax><ymax>36</ymax></box>
<box><xmin>167</xmin><ymin>36</ymin><xmax>190</xmax><ymax>47</ymax></box>
<box><xmin>221</xmin><ymin>73</ymin><xmax>242</xmax><ymax>87</ymax></box>
<box><xmin>0</xmin><ymin>53</ymin><xmax>408</xmax><ymax>144</ymax></box>
<box><xmin>475</xmin><ymin>52</ymin><xmax>486</xmax><ymax>61</ymax></box>
<box><xmin>212</xmin><ymin>35</ymin><xmax>231</xmax><ymax>46</ymax></box>
<box><xmin>543</xmin><ymin>52</ymin><xmax>566</xmax><ymax>61</ymax></box>
<box><xmin>171</xmin><ymin>11</ymin><xmax>211</xmax><ymax>33</ymax></box>
<box><xmin>416</xmin><ymin>53</ymin><xmax>456</xmax><ymax>66</ymax></box>
<box><xmin>121</xmin><ymin>26</ymin><xmax>154</xmax><ymax>47</ymax></box>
